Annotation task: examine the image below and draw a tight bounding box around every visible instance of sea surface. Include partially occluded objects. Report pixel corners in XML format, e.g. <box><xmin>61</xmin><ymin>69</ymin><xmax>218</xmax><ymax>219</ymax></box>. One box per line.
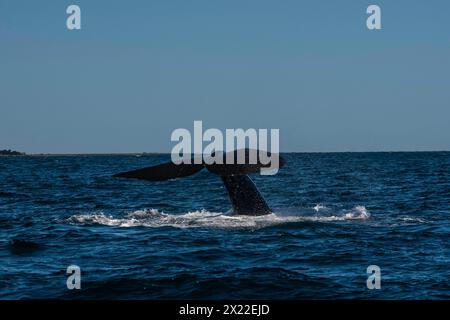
<box><xmin>0</xmin><ymin>152</ymin><xmax>449</xmax><ymax>299</ymax></box>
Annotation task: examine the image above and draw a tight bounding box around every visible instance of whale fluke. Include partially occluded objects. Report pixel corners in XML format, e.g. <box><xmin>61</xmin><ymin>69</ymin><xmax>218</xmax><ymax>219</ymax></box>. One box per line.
<box><xmin>113</xmin><ymin>149</ymin><xmax>284</xmax><ymax>216</ymax></box>
<box><xmin>113</xmin><ymin>162</ymin><xmax>204</xmax><ymax>181</ymax></box>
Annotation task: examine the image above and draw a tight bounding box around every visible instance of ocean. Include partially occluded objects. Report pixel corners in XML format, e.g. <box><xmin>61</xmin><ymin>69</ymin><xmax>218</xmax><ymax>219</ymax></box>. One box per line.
<box><xmin>0</xmin><ymin>152</ymin><xmax>449</xmax><ymax>299</ymax></box>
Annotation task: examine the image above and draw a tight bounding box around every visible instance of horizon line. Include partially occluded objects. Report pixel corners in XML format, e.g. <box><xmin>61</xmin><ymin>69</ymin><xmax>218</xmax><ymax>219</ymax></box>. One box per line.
<box><xmin>5</xmin><ymin>149</ymin><xmax>450</xmax><ymax>156</ymax></box>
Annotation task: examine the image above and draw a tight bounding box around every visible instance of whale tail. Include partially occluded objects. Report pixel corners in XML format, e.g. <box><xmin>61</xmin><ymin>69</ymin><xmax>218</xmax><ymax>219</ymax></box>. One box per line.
<box><xmin>113</xmin><ymin>149</ymin><xmax>284</xmax><ymax>216</ymax></box>
<box><xmin>113</xmin><ymin>161</ymin><xmax>204</xmax><ymax>181</ymax></box>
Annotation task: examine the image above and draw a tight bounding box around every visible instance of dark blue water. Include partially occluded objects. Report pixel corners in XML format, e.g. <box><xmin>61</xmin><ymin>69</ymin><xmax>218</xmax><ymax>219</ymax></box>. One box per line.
<box><xmin>1</xmin><ymin>153</ymin><xmax>449</xmax><ymax>299</ymax></box>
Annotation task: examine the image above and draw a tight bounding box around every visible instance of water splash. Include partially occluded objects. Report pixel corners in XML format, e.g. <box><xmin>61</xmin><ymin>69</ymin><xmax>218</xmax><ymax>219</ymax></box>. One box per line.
<box><xmin>66</xmin><ymin>206</ymin><xmax>370</xmax><ymax>230</ymax></box>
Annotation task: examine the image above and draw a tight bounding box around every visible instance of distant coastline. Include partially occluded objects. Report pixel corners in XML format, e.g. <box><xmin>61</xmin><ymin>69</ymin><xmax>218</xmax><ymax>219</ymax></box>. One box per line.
<box><xmin>0</xmin><ymin>149</ymin><xmax>26</xmax><ymax>156</ymax></box>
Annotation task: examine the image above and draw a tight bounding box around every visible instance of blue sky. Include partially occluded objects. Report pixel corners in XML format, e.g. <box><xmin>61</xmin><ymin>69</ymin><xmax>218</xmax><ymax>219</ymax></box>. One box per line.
<box><xmin>1</xmin><ymin>0</ymin><xmax>449</xmax><ymax>153</ymax></box>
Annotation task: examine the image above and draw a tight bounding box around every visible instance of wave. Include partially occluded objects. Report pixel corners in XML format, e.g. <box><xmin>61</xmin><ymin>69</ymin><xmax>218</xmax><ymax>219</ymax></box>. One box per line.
<box><xmin>8</xmin><ymin>238</ymin><xmax>43</xmax><ymax>255</ymax></box>
<box><xmin>397</xmin><ymin>216</ymin><xmax>427</xmax><ymax>223</ymax></box>
<box><xmin>66</xmin><ymin>205</ymin><xmax>370</xmax><ymax>230</ymax></box>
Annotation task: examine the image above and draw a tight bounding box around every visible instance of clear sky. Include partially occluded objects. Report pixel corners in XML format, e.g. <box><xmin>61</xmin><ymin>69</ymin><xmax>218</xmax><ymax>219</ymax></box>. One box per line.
<box><xmin>1</xmin><ymin>0</ymin><xmax>449</xmax><ymax>153</ymax></box>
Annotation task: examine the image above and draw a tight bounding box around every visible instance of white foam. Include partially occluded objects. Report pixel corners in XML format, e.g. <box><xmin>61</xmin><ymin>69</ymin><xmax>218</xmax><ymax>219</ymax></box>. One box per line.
<box><xmin>313</xmin><ymin>204</ymin><xmax>328</xmax><ymax>212</ymax></box>
<box><xmin>398</xmin><ymin>216</ymin><xmax>427</xmax><ymax>223</ymax></box>
<box><xmin>66</xmin><ymin>205</ymin><xmax>371</xmax><ymax>230</ymax></box>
